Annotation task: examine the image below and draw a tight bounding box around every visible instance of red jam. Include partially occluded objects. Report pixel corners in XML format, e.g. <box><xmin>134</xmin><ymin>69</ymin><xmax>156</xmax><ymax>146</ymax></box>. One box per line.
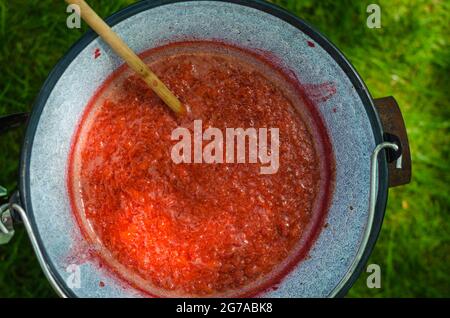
<box><xmin>68</xmin><ymin>41</ymin><xmax>335</xmax><ymax>297</ymax></box>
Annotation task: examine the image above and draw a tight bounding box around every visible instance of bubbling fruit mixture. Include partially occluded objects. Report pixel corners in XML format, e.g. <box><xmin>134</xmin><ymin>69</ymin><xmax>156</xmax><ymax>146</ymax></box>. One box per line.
<box><xmin>68</xmin><ymin>41</ymin><xmax>334</xmax><ymax>297</ymax></box>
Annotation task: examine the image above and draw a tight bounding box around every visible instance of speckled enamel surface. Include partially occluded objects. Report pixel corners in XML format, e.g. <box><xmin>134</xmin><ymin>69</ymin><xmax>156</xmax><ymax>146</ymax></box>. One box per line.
<box><xmin>27</xmin><ymin>1</ymin><xmax>375</xmax><ymax>297</ymax></box>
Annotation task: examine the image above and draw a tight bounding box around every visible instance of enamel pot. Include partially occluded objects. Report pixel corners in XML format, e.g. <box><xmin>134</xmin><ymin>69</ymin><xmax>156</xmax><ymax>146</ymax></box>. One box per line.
<box><xmin>0</xmin><ymin>0</ymin><xmax>411</xmax><ymax>298</ymax></box>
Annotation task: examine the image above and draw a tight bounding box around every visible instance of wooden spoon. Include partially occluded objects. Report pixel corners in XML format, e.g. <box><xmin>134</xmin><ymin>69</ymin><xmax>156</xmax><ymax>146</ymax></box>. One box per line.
<box><xmin>65</xmin><ymin>0</ymin><xmax>185</xmax><ymax>115</ymax></box>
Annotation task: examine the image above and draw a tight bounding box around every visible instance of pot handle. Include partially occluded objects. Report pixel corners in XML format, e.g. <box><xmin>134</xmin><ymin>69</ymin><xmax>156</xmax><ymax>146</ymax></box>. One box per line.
<box><xmin>373</xmin><ymin>97</ymin><xmax>412</xmax><ymax>187</ymax></box>
<box><xmin>0</xmin><ymin>112</ymin><xmax>29</xmax><ymax>243</ymax></box>
<box><xmin>0</xmin><ymin>112</ymin><xmax>29</xmax><ymax>134</ymax></box>
<box><xmin>0</xmin><ymin>112</ymin><xmax>29</xmax><ymax>205</ymax></box>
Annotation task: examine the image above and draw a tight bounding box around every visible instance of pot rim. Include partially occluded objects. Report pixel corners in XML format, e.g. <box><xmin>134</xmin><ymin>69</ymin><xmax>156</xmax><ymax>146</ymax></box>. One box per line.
<box><xmin>18</xmin><ymin>0</ymin><xmax>388</xmax><ymax>298</ymax></box>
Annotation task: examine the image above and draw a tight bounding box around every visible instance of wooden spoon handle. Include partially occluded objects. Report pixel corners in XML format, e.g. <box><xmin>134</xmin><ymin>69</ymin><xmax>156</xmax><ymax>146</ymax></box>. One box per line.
<box><xmin>66</xmin><ymin>0</ymin><xmax>185</xmax><ymax>115</ymax></box>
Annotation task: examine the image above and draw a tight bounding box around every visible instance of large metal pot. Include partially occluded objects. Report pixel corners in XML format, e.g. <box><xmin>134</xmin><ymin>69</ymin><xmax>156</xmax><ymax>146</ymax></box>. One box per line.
<box><xmin>0</xmin><ymin>0</ymin><xmax>411</xmax><ymax>297</ymax></box>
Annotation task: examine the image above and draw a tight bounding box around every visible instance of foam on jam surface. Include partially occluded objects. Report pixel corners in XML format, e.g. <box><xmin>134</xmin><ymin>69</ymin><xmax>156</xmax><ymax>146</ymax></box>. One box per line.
<box><xmin>68</xmin><ymin>42</ymin><xmax>334</xmax><ymax>297</ymax></box>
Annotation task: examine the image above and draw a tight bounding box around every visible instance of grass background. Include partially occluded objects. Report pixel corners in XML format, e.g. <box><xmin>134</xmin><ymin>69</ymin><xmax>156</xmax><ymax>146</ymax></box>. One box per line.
<box><xmin>0</xmin><ymin>0</ymin><xmax>448</xmax><ymax>297</ymax></box>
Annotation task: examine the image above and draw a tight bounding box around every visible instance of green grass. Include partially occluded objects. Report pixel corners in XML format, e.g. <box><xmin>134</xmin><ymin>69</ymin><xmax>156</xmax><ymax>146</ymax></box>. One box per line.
<box><xmin>0</xmin><ymin>0</ymin><xmax>448</xmax><ymax>297</ymax></box>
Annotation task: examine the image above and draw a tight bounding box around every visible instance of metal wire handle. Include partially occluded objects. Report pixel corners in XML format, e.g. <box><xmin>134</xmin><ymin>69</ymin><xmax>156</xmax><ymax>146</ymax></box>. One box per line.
<box><xmin>9</xmin><ymin>203</ymin><xmax>68</xmax><ymax>298</ymax></box>
<box><xmin>329</xmin><ymin>141</ymin><xmax>401</xmax><ymax>297</ymax></box>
